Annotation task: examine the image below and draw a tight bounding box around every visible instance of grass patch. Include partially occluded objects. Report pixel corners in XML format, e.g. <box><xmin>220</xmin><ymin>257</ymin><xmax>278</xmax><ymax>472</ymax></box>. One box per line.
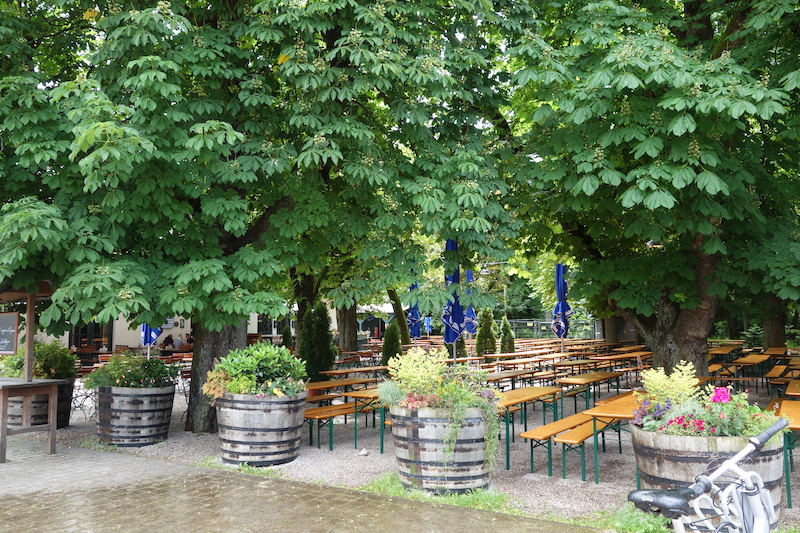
<box><xmin>75</xmin><ymin>435</ymin><xmax>117</xmax><ymax>452</ymax></box>
<box><xmin>194</xmin><ymin>457</ymin><xmax>286</xmax><ymax>479</ymax></box>
<box><xmin>358</xmin><ymin>473</ymin><xmax>527</xmax><ymax>516</ymax></box>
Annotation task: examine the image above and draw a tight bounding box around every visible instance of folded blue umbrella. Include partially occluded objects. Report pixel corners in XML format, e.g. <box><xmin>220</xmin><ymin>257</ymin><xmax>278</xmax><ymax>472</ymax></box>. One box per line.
<box><xmin>464</xmin><ymin>269</ymin><xmax>477</xmax><ymax>335</ymax></box>
<box><xmin>442</xmin><ymin>239</ymin><xmax>465</xmax><ymax>351</ymax></box>
<box><xmin>407</xmin><ymin>283</ymin><xmax>421</xmax><ymax>340</ymax></box>
<box><xmin>551</xmin><ymin>263</ymin><xmax>573</xmax><ymax>339</ymax></box>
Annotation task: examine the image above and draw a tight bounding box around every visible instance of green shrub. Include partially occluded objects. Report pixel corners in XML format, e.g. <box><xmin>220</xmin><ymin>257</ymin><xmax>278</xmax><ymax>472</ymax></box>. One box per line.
<box><xmin>474</xmin><ymin>307</ymin><xmax>497</xmax><ymax>356</ymax></box>
<box><xmin>456</xmin><ymin>336</ymin><xmax>467</xmax><ymax>358</ymax></box>
<box><xmin>298</xmin><ymin>302</ymin><xmax>336</xmax><ymax>382</ymax></box>
<box><xmin>381</xmin><ymin>320</ymin><xmax>402</xmax><ymax>366</ymax></box>
<box><xmin>0</xmin><ymin>353</ymin><xmax>23</xmax><ymax>377</ymax></box>
<box><xmin>0</xmin><ymin>340</ymin><xmax>77</xmax><ymax>379</ymax></box>
<box><xmin>281</xmin><ymin>323</ymin><xmax>293</xmax><ymax>348</ymax></box>
<box><xmin>499</xmin><ymin>316</ymin><xmax>515</xmax><ymax>353</ymax></box>
<box><xmin>742</xmin><ymin>324</ymin><xmax>764</xmax><ymax>348</ymax></box>
<box><xmin>203</xmin><ymin>342</ymin><xmax>307</xmax><ymax>399</ymax></box>
<box><xmin>85</xmin><ymin>352</ymin><xmax>179</xmax><ymax>389</ymax></box>
<box><xmin>33</xmin><ymin>339</ymin><xmax>77</xmax><ymax>379</ymax></box>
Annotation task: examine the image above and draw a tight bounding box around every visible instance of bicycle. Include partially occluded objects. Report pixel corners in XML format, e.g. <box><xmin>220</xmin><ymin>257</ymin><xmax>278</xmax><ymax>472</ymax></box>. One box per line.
<box><xmin>628</xmin><ymin>418</ymin><xmax>789</xmax><ymax>533</ymax></box>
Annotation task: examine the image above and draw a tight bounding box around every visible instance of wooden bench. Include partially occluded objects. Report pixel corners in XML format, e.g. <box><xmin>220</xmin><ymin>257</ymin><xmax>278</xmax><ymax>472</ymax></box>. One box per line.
<box><xmin>593</xmin><ymin>390</ymin><xmax>635</xmax><ymax>406</ymax></box>
<box><xmin>304</xmin><ymin>403</ymin><xmax>374</xmax><ymax>451</ymax></box>
<box><xmin>553</xmin><ymin>417</ymin><xmax>618</xmax><ymax>481</ymax></box>
<box><xmin>305</xmin><ymin>393</ymin><xmax>341</xmax><ymax>405</ymax></box>
<box><xmin>766</xmin><ymin>366</ymin><xmax>788</xmax><ymax>395</ymax></box>
<box><xmin>519</xmin><ymin>412</ymin><xmax>593</xmax><ymax>476</ymax></box>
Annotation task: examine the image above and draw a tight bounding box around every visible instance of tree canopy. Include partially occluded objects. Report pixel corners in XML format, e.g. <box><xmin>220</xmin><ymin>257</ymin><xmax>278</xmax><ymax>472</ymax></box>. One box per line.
<box><xmin>1</xmin><ymin>0</ymin><xmax>530</xmax><ymax>431</ymax></box>
<box><xmin>2</xmin><ymin>0</ymin><xmax>799</xmax><ymax>418</ymax></box>
<box><xmin>509</xmin><ymin>0</ymin><xmax>800</xmax><ymax>371</ymax></box>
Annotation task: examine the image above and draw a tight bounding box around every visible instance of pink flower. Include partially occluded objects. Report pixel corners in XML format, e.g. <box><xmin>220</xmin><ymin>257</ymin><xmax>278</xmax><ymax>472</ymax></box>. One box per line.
<box><xmin>711</xmin><ymin>387</ymin><xmax>730</xmax><ymax>404</ymax></box>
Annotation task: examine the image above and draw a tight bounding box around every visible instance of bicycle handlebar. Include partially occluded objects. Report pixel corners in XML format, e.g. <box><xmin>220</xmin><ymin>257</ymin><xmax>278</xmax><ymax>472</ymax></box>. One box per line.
<box><xmin>752</xmin><ymin>417</ymin><xmax>788</xmax><ymax>450</ymax></box>
<box><xmin>629</xmin><ymin>418</ymin><xmax>788</xmax><ymax>519</ymax></box>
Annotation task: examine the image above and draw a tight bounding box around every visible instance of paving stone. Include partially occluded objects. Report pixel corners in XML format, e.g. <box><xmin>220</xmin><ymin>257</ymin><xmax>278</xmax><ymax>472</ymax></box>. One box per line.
<box><xmin>1</xmin><ymin>437</ymin><xmax>601</xmax><ymax>532</ymax></box>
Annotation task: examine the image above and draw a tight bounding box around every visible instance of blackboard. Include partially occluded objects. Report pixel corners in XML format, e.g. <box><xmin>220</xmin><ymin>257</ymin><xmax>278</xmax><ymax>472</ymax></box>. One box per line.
<box><xmin>0</xmin><ymin>312</ymin><xmax>19</xmax><ymax>355</ymax></box>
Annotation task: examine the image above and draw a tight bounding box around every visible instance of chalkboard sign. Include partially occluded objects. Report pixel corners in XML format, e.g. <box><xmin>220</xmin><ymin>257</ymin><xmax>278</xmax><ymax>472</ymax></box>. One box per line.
<box><xmin>0</xmin><ymin>312</ymin><xmax>19</xmax><ymax>355</ymax></box>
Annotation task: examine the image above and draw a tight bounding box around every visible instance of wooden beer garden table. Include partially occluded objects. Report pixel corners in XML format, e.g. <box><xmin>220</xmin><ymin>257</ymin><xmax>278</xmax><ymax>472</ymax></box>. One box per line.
<box><xmin>305</xmin><ymin>377</ymin><xmax>376</xmax><ymax>393</ymax></box>
<box><xmin>485</xmin><ymin>369</ymin><xmax>536</xmax><ymax>390</ymax></box>
<box><xmin>778</xmin><ymin>399</ymin><xmax>800</xmax><ymax>508</ymax></box>
<box><xmin>550</xmin><ymin>359</ymin><xmax>601</xmax><ymax>373</ymax></box>
<box><xmin>497</xmin><ymin>386</ymin><xmax>562</xmax><ymax>470</ymax></box>
<box><xmin>590</xmin><ymin>351</ymin><xmax>652</xmax><ymax>365</ymax></box>
<box><xmin>320</xmin><ymin>366</ymin><xmax>388</xmax><ymax>379</ymax></box>
<box><xmin>786</xmin><ymin>380</ymin><xmax>800</xmax><ymax>398</ymax></box>
<box><xmin>340</xmin><ymin>388</ymin><xmax>382</xmax><ymax>451</ymax></box>
<box><xmin>583</xmin><ymin>393</ymin><xmax>640</xmax><ymax>484</ymax></box>
<box><xmin>555</xmin><ymin>371</ymin><xmax>623</xmax><ymax>411</ymax></box>
<box><xmin>613</xmin><ymin>344</ymin><xmax>647</xmax><ymax>353</ymax></box>
<box><xmin>0</xmin><ymin>378</ymin><xmax>67</xmax><ymax>463</ymax></box>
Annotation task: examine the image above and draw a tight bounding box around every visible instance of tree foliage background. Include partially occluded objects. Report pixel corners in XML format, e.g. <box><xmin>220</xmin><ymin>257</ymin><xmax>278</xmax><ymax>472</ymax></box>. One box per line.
<box><xmin>2</xmin><ymin>0</ymin><xmax>799</xmax><ymax>430</ymax></box>
<box><xmin>0</xmin><ymin>0</ymin><xmax>530</xmax><ymax>431</ymax></box>
<box><xmin>508</xmin><ymin>0</ymin><xmax>800</xmax><ymax>371</ymax></box>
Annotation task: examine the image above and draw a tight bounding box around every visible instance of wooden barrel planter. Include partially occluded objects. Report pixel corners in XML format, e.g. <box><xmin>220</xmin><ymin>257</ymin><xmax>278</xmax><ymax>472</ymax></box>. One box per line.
<box><xmin>96</xmin><ymin>385</ymin><xmax>175</xmax><ymax>447</ymax></box>
<box><xmin>389</xmin><ymin>406</ymin><xmax>490</xmax><ymax>494</ymax></box>
<box><xmin>631</xmin><ymin>425</ymin><xmax>784</xmax><ymax>526</ymax></box>
<box><xmin>6</xmin><ymin>378</ymin><xmax>75</xmax><ymax>429</ymax></box>
<box><xmin>216</xmin><ymin>391</ymin><xmax>306</xmax><ymax>466</ymax></box>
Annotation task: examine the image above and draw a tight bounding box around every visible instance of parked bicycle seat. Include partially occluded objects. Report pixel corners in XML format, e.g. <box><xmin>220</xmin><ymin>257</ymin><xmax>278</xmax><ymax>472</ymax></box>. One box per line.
<box><xmin>628</xmin><ymin>488</ymin><xmax>697</xmax><ymax>519</ymax></box>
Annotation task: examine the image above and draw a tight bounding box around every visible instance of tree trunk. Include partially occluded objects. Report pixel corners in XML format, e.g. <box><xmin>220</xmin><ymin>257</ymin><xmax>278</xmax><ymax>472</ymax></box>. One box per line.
<box><xmin>185</xmin><ymin>320</ymin><xmax>247</xmax><ymax>433</ymax></box>
<box><xmin>291</xmin><ymin>270</ymin><xmax>318</xmax><ymax>349</ymax></box>
<box><xmin>615</xmin><ymin>240</ymin><xmax>719</xmax><ymax>375</ymax></box>
<box><xmin>336</xmin><ymin>305</ymin><xmax>358</xmax><ymax>352</ymax></box>
<box><xmin>603</xmin><ymin>316</ymin><xmax>619</xmax><ymax>343</ymax></box>
<box><xmin>763</xmin><ymin>295</ymin><xmax>786</xmax><ymax>349</ymax></box>
<box><xmin>387</xmin><ymin>288</ymin><xmax>411</xmax><ymax>345</ymax></box>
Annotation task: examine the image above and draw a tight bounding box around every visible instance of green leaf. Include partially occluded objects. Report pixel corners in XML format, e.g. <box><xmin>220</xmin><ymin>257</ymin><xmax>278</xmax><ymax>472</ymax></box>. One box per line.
<box><xmin>643</xmin><ymin>190</ymin><xmax>676</xmax><ymax>210</ymax></box>
<box><xmin>668</xmin><ymin>114</ymin><xmax>696</xmax><ymax>136</ymax></box>
<box><xmin>696</xmin><ymin>170</ymin><xmax>729</xmax><ymax>195</ymax></box>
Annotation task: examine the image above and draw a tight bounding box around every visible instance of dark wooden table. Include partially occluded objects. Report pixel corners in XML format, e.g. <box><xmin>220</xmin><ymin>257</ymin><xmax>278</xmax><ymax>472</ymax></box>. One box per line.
<box><xmin>1</xmin><ymin>378</ymin><xmax>67</xmax><ymax>462</ymax></box>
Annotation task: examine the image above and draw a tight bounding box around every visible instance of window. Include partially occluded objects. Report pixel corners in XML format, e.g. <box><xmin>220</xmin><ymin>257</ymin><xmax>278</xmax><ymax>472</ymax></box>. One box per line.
<box><xmin>70</xmin><ymin>321</ymin><xmax>112</xmax><ymax>350</ymax></box>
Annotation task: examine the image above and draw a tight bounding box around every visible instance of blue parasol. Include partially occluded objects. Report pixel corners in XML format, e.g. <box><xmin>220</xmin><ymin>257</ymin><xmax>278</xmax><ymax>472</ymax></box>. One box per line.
<box><xmin>464</xmin><ymin>269</ymin><xmax>478</xmax><ymax>335</ymax></box>
<box><xmin>551</xmin><ymin>263</ymin><xmax>573</xmax><ymax>339</ymax></box>
<box><xmin>423</xmin><ymin>316</ymin><xmax>432</xmax><ymax>335</ymax></box>
<box><xmin>407</xmin><ymin>283</ymin><xmax>421</xmax><ymax>339</ymax></box>
<box><xmin>442</xmin><ymin>239</ymin><xmax>465</xmax><ymax>361</ymax></box>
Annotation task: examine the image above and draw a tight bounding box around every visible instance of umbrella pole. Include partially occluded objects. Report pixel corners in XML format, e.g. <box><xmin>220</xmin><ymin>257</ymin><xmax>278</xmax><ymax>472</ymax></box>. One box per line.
<box><xmin>452</xmin><ymin>342</ymin><xmax>457</xmax><ymax>365</ymax></box>
<box><xmin>24</xmin><ymin>292</ymin><xmax>34</xmax><ymax>382</ymax></box>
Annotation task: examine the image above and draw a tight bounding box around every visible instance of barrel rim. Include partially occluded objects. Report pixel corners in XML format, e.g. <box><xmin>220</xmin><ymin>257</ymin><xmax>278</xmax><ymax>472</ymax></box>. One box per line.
<box><xmin>97</xmin><ymin>385</ymin><xmax>176</xmax><ymax>395</ymax></box>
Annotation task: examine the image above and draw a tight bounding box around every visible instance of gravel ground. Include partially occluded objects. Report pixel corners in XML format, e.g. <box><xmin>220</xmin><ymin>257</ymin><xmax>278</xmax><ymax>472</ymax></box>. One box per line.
<box><xmin>37</xmin><ymin>383</ymin><xmax>800</xmax><ymax>528</ymax></box>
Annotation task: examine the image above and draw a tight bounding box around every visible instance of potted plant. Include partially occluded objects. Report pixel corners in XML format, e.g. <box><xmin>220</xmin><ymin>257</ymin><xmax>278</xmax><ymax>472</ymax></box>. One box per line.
<box><xmin>378</xmin><ymin>346</ymin><xmax>502</xmax><ymax>494</ymax></box>
<box><xmin>0</xmin><ymin>340</ymin><xmax>77</xmax><ymax>428</ymax></box>
<box><xmin>84</xmin><ymin>352</ymin><xmax>179</xmax><ymax>447</ymax></box>
<box><xmin>203</xmin><ymin>342</ymin><xmax>307</xmax><ymax>466</ymax></box>
<box><xmin>630</xmin><ymin>360</ymin><xmax>786</xmax><ymax>525</ymax></box>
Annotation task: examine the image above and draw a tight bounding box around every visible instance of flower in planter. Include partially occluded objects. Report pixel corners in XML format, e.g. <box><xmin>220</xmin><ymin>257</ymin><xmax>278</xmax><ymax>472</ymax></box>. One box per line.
<box><xmin>632</xmin><ymin>360</ymin><xmax>783</xmax><ymax>437</ymax></box>
<box><xmin>378</xmin><ymin>346</ymin><xmax>502</xmax><ymax>465</ymax></box>
<box><xmin>84</xmin><ymin>352</ymin><xmax>179</xmax><ymax>389</ymax></box>
<box><xmin>203</xmin><ymin>343</ymin><xmax>307</xmax><ymax>400</ymax></box>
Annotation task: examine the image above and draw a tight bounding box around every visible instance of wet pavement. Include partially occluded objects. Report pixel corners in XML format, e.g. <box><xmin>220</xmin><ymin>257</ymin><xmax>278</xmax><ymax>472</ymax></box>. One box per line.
<box><xmin>1</xmin><ymin>437</ymin><xmax>600</xmax><ymax>533</ymax></box>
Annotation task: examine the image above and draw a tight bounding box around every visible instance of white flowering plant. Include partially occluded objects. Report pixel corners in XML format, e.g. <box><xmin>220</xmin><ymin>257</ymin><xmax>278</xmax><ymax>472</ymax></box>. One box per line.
<box><xmin>203</xmin><ymin>343</ymin><xmax>307</xmax><ymax>400</ymax></box>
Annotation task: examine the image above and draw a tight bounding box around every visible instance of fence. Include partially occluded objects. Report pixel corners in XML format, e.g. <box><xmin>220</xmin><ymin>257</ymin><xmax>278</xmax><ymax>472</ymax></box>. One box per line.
<box><xmin>503</xmin><ymin>319</ymin><xmax>596</xmax><ymax>340</ymax></box>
